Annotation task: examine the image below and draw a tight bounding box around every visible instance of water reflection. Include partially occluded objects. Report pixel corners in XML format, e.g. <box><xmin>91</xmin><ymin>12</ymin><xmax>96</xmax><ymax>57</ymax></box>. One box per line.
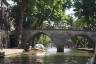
<box><xmin>86</xmin><ymin>54</ymin><xmax>96</xmax><ymax>64</ymax></box>
<box><xmin>43</xmin><ymin>55</ymin><xmax>89</xmax><ymax>64</ymax></box>
<box><xmin>46</xmin><ymin>47</ymin><xmax>89</xmax><ymax>54</ymax></box>
<box><xmin>46</xmin><ymin>47</ymin><xmax>72</xmax><ymax>53</ymax></box>
<box><xmin>0</xmin><ymin>48</ymin><xmax>94</xmax><ymax>64</ymax></box>
<box><xmin>0</xmin><ymin>58</ymin><xmax>4</xmax><ymax>64</ymax></box>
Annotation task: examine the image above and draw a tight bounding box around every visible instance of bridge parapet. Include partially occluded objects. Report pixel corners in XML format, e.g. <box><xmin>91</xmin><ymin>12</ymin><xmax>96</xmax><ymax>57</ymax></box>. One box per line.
<box><xmin>26</xmin><ymin>26</ymin><xmax>96</xmax><ymax>31</ymax></box>
<box><xmin>22</xmin><ymin>29</ymin><xmax>96</xmax><ymax>43</ymax></box>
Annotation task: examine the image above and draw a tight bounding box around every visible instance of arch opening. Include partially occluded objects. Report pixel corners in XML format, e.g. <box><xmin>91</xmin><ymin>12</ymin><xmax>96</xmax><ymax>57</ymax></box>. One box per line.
<box><xmin>66</xmin><ymin>35</ymin><xmax>95</xmax><ymax>52</ymax></box>
<box><xmin>26</xmin><ymin>32</ymin><xmax>56</xmax><ymax>51</ymax></box>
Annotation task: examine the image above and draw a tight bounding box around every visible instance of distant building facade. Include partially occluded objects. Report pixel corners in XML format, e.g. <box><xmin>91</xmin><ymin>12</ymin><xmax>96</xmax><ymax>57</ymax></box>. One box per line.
<box><xmin>0</xmin><ymin>0</ymin><xmax>10</xmax><ymax>48</ymax></box>
<box><xmin>0</xmin><ymin>0</ymin><xmax>9</xmax><ymax>30</ymax></box>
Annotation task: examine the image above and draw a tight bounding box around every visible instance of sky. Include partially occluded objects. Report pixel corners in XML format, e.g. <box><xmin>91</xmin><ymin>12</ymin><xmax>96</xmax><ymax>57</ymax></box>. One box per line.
<box><xmin>65</xmin><ymin>8</ymin><xmax>75</xmax><ymax>15</ymax></box>
<box><xmin>7</xmin><ymin>0</ymin><xmax>15</xmax><ymax>6</ymax></box>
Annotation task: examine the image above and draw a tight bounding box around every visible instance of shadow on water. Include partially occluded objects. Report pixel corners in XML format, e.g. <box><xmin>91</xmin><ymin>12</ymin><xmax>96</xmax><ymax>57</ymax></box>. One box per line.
<box><xmin>0</xmin><ymin>58</ymin><xmax>4</xmax><ymax>64</ymax></box>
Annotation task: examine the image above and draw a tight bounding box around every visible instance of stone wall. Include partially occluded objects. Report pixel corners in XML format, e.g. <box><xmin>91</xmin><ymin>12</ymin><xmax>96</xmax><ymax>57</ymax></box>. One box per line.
<box><xmin>0</xmin><ymin>30</ymin><xmax>8</xmax><ymax>48</ymax></box>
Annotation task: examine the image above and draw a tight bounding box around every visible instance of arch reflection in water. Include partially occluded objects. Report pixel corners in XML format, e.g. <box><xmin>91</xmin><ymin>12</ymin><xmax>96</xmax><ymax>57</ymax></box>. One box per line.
<box><xmin>43</xmin><ymin>55</ymin><xmax>89</xmax><ymax>64</ymax></box>
<box><xmin>46</xmin><ymin>47</ymin><xmax>75</xmax><ymax>53</ymax></box>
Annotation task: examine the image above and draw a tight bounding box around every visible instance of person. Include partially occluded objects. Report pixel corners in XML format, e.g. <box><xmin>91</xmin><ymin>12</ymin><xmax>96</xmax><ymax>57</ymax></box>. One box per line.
<box><xmin>24</xmin><ymin>43</ymin><xmax>29</xmax><ymax>51</ymax></box>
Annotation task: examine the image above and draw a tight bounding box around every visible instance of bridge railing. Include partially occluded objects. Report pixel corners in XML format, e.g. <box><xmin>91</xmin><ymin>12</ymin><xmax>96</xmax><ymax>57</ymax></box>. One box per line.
<box><xmin>29</xmin><ymin>26</ymin><xmax>96</xmax><ymax>31</ymax></box>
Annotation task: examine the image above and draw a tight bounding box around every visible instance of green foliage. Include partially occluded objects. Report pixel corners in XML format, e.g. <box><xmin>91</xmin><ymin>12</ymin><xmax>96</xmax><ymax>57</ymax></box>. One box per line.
<box><xmin>73</xmin><ymin>0</ymin><xmax>96</xmax><ymax>25</ymax></box>
<box><xmin>73</xmin><ymin>18</ymin><xmax>87</xmax><ymax>28</ymax></box>
<box><xmin>10</xmin><ymin>0</ymin><xmax>96</xmax><ymax>29</ymax></box>
<box><xmin>22</xmin><ymin>0</ymin><xmax>67</xmax><ymax>28</ymax></box>
<box><xmin>63</xmin><ymin>0</ymin><xmax>96</xmax><ymax>29</ymax></box>
<box><xmin>65</xmin><ymin>16</ymin><xmax>74</xmax><ymax>27</ymax></box>
<box><xmin>37</xmin><ymin>34</ymin><xmax>51</xmax><ymax>43</ymax></box>
<box><xmin>9</xmin><ymin>5</ymin><xmax>19</xmax><ymax>25</ymax></box>
<box><xmin>29</xmin><ymin>34</ymin><xmax>51</xmax><ymax>44</ymax></box>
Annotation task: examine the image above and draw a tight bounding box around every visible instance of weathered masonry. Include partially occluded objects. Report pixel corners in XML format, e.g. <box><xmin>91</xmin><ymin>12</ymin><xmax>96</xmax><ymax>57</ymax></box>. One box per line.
<box><xmin>22</xmin><ymin>29</ymin><xmax>96</xmax><ymax>52</ymax></box>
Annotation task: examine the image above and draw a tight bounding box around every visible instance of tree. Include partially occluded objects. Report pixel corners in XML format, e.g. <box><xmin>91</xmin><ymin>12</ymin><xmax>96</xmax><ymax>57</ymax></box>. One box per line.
<box><xmin>63</xmin><ymin>0</ymin><xmax>96</xmax><ymax>30</ymax></box>
<box><xmin>73</xmin><ymin>0</ymin><xmax>96</xmax><ymax>25</ymax></box>
<box><xmin>23</xmin><ymin>0</ymin><xmax>67</xmax><ymax>29</ymax></box>
<box><xmin>10</xmin><ymin>0</ymin><xmax>29</xmax><ymax>47</ymax></box>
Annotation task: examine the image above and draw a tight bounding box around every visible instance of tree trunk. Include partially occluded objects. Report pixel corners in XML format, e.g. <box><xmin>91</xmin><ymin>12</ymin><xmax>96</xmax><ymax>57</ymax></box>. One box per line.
<box><xmin>15</xmin><ymin>2</ymin><xmax>26</xmax><ymax>48</ymax></box>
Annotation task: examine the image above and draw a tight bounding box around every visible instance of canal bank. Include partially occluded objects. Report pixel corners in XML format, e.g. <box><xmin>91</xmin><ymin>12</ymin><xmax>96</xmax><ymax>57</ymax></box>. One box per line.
<box><xmin>76</xmin><ymin>48</ymin><xmax>94</xmax><ymax>52</ymax></box>
<box><xmin>0</xmin><ymin>49</ymin><xmax>24</xmax><ymax>57</ymax></box>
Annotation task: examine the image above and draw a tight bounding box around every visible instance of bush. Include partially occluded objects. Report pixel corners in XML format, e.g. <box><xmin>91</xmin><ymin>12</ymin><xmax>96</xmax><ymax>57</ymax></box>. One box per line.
<box><xmin>0</xmin><ymin>51</ymin><xmax>5</xmax><ymax>58</ymax></box>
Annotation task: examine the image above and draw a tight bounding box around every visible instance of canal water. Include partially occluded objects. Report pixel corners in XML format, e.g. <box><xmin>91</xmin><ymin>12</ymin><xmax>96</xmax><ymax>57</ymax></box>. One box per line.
<box><xmin>0</xmin><ymin>48</ymin><xmax>93</xmax><ymax>64</ymax></box>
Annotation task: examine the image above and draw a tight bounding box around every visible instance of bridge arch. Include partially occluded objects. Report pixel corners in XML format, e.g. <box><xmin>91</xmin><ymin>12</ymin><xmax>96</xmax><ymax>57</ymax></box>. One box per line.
<box><xmin>66</xmin><ymin>34</ymin><xmax>95</xmax><ymax>51</ymax></box>
<box><xmin>27</xmin><ymin>32</ymin><xmax>55</xmax><ymax>48</ymax></box>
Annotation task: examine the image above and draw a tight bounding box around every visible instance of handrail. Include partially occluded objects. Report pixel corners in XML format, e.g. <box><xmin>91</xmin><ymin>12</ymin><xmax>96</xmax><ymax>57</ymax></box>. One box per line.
<box><xmin>24</xmin><ymin>26</ymin><xmax>96</xmax><ymax>32</ymax></box>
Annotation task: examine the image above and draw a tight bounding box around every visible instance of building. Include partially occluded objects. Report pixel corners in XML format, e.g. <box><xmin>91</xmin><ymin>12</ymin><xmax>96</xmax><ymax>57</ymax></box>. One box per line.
<box><xmin>0</xmin><ymin>0</ymin><xmax>9</xmax><ymax>30</ymax></box>
<box><xmin>0</xmin><ymin>0</ymin><xmax>10</xmax><ymax>48</ymax></box>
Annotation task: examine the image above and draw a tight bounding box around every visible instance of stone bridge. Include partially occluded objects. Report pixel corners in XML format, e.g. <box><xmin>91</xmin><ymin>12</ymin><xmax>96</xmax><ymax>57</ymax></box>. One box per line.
<box><xmin>22</xmin><ymin>29</ymin><xmax>96</xmax><ymax>52</ymax></box>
